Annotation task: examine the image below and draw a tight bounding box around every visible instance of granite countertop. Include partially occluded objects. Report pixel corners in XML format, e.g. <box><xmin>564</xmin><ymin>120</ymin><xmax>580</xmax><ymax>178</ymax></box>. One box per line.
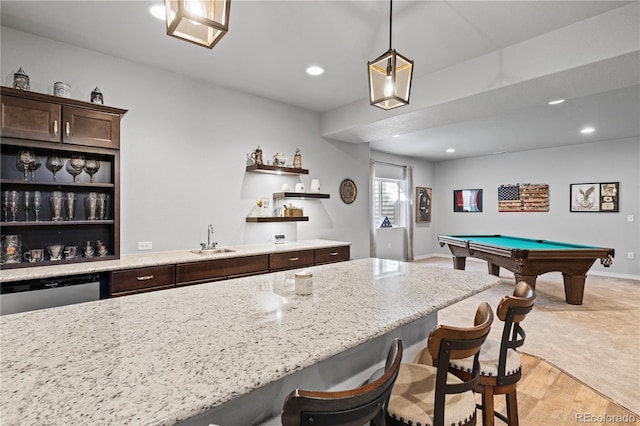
<box><xmin>0</xmin><ymin>258</ymin><xmax>500</xmax><ymax>425</ymax></box>
<box><xmin>0</xmin><ymin>239</ymin><xmax>350</xmax><ymax>283</ymax></box>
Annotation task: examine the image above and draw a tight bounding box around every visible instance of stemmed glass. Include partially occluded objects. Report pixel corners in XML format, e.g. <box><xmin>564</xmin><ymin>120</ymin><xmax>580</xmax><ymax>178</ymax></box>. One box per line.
<box><xmin>2</xmin><ymin>191</ymin><xmax>10</xmax><ymax>221</ymax></box>
<box><xmin>33</xmin><ymin>191</ymin><xmax>42</xmax><ymax>222</ymax></box>
<box><xmin>29</xmin><ymin>157</ymin><xmax>42</xmax><ymax>180</ymax></box>
<box><xmin>45</xmin><ymin>155</ymin><xmax>64</xmax><ymax>182</ymax></box>
<box><xmin>16</xmin><ymin>150</ymin><xmax>36</xmax><ymax>181</ymax></box>
<box><xmin>66</xmin><ymin>155</ymin><xmax>86</xmax><ymax>183</ymax></box>
<box><xmin>84</xmin><ymin>159</ymin><xmax>100</xmax><ymax>183</ymax></box>
<box><xmin>23</xmin><ymin>191</ymin><xmax>32</xmax><ymax>222</ymax></box>
<box><xmin>9</xmin><ymin>191</ymin><xmax>19</xmax><ymax>222</ymax></box>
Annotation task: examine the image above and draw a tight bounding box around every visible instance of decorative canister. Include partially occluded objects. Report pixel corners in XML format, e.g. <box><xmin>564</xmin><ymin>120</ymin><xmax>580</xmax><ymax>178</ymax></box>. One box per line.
<box><xmin>1</xmin><ymin>234</ymin><xmax>23</xmax><ymax>264</ymax></box>
<box><xmin>251</xmin><ymin>146</ymin><xmax>263</xmax><ymax>165</ymax></box>
<box><xmin>90</xmin><ymin>86</ymin><xmax>103</xmax><ymax>104</ymax></box>
<box><xmin>13</xmin><ymin>67</ymin><xmax>30</xmax><ymax>91</ymax></box>
<box><xmin>54</xmin><ymin>81</ymin><xmax>71</xmax><ymax>98</ymax></box>
<box><xmin>295</xmin><ymin>271</ymin><xmax>313</xmax><ymax>295</ymax></box>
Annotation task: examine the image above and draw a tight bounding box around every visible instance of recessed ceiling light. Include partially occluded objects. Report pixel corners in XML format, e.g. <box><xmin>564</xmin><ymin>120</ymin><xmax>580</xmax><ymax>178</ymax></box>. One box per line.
<box><xmin>149</xmin><ymin>4</ymin><xmax>165</xmax><ymax>20</ymax></box>
<box><xmin>446</xmin><ymin>148</ymin><xmax>455</xmax><ymax>153</ymax></box>
<box><xmin>392</xmin><ymin>134</ymin><xmax>400</xmax><ymax>138</ymax></box>
<box><xmin>306</xmin><ymin>66</ymin><xmax>324</xmax><ymax>76</ymax></box>
<box><xmin>580</xmin><ymin>127</ymin><xmax>595</xmax><ymax>134</ymax></box>
<box><xmin>548</xmin><ymin>99</ymin><xmax>565</xmax><ymax>105</ymax></box>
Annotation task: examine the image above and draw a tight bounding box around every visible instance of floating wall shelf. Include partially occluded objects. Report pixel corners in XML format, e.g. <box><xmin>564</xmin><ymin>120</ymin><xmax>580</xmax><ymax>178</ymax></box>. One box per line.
<box><xmin>246</xmin><ymin>164</ymin><xmax>309</xmax><ymax>175</ymax></box>
<box><xmin>246</xmin><ymin>216</ymin><xmax>309</xmax><ymax>223</ymax></box>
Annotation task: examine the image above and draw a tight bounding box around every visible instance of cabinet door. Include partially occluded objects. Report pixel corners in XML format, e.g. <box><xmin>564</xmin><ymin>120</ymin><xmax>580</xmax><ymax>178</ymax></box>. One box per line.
<box><xmin>176</xmin><ymin>255</ymin><xmax>269</xmax><ymax>286</ymax></box>
<box><xmin>315</xmin><ymin>246</ymin><xmax>350</xmax><ymax>265</ymax></box>
<box><xmin>269</xmin><ymin>250</ymin><xmax>315</xmax><ymax>271</ymax></box>
<box><xmin>62</xmin><ymin>106</ymin><xmax>120</xmax><ymax>149</ymax></box>
<box><xmin>111</xmin><ymin>265</ymin><xmax>175</xmax><ymax>296</ymax></box>
<box><xmin>1</xmin><ymin>95</ymin><xmax>61</xmax><ymax>142</ymax></box>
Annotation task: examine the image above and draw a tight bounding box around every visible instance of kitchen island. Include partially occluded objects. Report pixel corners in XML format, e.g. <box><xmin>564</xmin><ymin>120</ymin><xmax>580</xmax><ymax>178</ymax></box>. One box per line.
<box><xmin>0</xmin><ymin>258</ymin><xmax>500</xmax><ymax>425</ymax></box>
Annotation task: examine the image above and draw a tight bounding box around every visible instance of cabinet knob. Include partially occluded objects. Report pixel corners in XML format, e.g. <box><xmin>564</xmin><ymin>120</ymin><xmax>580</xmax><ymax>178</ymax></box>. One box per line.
<box><xmin>53</xmin><ymin>120</ymin><xmax>58</xmax><ymax>136</ymax></box>
<box><xmin>65</xmin><ymin>122</ymin><xmax>70</xmax><ymax>137</ymax></box>
<box><xmin>330</xmin><ymin>252</ymin><xmax>339</xmax><ymax>256</ymax></box>
<box><xmin>136</xmin><ymin>275</ymin><xmax>154</xmax><ymax>281</ymax></box>
<box><xmin>289</xmin><ymin>257</ymin><xmax>299</xmax><ymax>261</ymax></box>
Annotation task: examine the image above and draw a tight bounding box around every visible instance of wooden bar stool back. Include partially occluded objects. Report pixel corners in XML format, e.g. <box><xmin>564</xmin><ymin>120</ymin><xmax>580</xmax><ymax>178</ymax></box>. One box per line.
<box><xmin>386</xmin><ymin>302</ymin><xmax>494</xmax><ymax>426</ymax></box>
<box><xmin>281</xmin><ymin>338</ymin><xmax>403</xmax><ymax>426</ymax></box>
<box><xmin>449</xmin><ymin>282</ymin><xmax>536</xmax><ymax>426</ymax></box>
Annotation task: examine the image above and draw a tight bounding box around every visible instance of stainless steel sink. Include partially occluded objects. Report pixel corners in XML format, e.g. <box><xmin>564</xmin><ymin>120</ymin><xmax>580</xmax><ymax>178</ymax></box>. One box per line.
<box><xmin>190</xmin><ymin>248</ymin><xmax>236</xmax><ymax>255</ymax></box>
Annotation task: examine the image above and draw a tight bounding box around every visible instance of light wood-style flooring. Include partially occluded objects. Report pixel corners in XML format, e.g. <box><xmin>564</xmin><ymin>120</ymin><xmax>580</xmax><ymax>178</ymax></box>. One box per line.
<box><xmin>487</xmin><ymin>353</ymin><xmax>637</xmax><ymax>426</ymax></box>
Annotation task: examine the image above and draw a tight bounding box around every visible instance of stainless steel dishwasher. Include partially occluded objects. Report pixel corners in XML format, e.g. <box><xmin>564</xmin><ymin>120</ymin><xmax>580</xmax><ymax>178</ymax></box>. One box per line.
<box><xmin>0</xmin><ymin>273</ymin><xmax>104</xmax><ymax>315</ymax></box>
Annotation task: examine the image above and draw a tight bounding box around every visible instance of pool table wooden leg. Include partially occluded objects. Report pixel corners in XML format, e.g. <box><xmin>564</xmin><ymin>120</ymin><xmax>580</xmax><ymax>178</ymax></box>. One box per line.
<box><xmin>487</xmin><ymin>262</ymin><xmax>500</xmax><ymax>277</ymax></box>
<box><xmin>513</xmin><ymin>274</ymin><xmax>537</xmax><ymax>290</ymax></box>
<box><xmin>562</xmin><ymin>273</ymin><xmax>586</xmax><ymax>305</ymax></box>
<box><xmin>452</xmin><ymin>256</ymin><xmax>466</xmax><ymax>270</ymax></box>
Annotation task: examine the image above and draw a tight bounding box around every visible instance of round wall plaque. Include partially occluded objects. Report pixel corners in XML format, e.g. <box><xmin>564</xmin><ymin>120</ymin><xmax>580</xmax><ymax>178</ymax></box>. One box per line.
<box><xmin>339</xmin><ymin>178</ymin><xmax>357</xmax><ymax>204</ymax></box>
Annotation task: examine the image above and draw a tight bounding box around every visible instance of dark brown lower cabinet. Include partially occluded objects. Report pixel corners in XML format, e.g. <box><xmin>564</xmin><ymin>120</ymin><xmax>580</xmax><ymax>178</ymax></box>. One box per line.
<box><xmin>176</xmin><ymin>255</ymin><xmax>269</xmax><ymax>287</ymax></box>
<box><xmin>110</xmin><ymin>265</ymin><xmax>175</xmax><ymax>297</ymax></box>
<box><xmin>108</xmin><ymin>246</ymin><xmax>349</xmax><ymax>297</ymax></box>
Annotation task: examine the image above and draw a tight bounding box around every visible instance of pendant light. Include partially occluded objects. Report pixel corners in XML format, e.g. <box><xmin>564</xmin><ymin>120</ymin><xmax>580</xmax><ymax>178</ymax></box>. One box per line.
<box><xmin>165</xmin><ymin>0</ymin><xmax>230</xmax><ymax>49</ymax></box>
<box><xmin>368</xmin><ymin>0</ymin><xmax>414</xmax><ymax>110</ymax></box>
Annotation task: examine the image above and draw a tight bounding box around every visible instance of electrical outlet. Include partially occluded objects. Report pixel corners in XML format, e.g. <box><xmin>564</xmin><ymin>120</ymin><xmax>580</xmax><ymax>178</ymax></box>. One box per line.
<box><xmin>387</xmin><ymin>243</ymin><xmax>391</xmax><ymax>249</ymax></box>
<box><xmin>138</xmin><ymin>241</ymin><xmax>152</xmax><ymax>251</ymax></box>
<box><xmin>628</xmin><ymin>215</ymin><xmax>634</xmax><ymax>222</ymax></box>
<box><xmin>628</xmin><ymin>252</ymin><xmax>635</xmax><ymax>260</ymax></box>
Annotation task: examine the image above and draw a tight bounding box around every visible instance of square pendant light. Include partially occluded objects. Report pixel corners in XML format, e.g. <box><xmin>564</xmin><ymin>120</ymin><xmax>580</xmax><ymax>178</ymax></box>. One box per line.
<box><xmin>165</xmin><ymin>0</ymin><xmax>230</xmax><ymax>49</ymax></box>
<box><xmin>368</xmin><ymin>0</ymin><xmax>414</xmax><ymax>110</ymax></box>
<box><xmin>368</xmin><ymin>49</ymin><xmax>413</xmax><ymax>110</ymax></box>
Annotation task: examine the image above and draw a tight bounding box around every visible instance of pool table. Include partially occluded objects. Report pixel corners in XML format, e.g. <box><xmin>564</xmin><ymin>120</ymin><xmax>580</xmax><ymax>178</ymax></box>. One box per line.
<box><xmin>438</xmin><ymin>234</ymin><xmax>615</xmax><ymax>305</ymax></box>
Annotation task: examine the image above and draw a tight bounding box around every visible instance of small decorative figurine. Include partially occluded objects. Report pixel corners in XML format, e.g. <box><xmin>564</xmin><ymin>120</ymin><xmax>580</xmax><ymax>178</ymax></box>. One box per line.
<box><xmin>251</xmin><ymin>146</ymin><xmax>263</xmax><ymax>165</ymax></box>
<box><xmin>293</xmin><ymin>148</ymin><xmax>302</xmax><ymax>168</ymax></box>
<box><xmin>90</xmin><ymin>87</ymin><xmax>104</xmax><ymax>104</ymax></box>
<box><xmin>13</xmin><ymin>67</ymin><xmax>30</xmax><ymax>91</ymax></box>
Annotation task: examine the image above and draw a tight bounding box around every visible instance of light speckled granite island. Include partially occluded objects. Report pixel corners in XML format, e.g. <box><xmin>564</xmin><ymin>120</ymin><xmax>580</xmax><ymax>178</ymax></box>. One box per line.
<box><xmin>0</xmin><ymin>258</ymin><xmax>499</xmax><ymax>425</ymax></box>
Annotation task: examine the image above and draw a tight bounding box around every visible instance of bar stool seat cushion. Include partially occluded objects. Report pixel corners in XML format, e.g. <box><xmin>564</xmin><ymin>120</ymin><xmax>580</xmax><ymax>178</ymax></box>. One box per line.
<box><xmin>450</xmin><ymin>338</ymin><xmax>522</xmax><ymax>377</ymax></box>
<box><xmin>388</xmin><ymin>363</ymin><xmax>476</xmax><ymax>426</ymax></box>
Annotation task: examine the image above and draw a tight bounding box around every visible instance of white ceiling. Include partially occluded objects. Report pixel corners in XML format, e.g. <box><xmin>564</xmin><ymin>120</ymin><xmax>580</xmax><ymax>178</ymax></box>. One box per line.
<box><xmin>1</xmin><ymin>0</ymin><xmax>639</xmax><ymax>162</ymax></box>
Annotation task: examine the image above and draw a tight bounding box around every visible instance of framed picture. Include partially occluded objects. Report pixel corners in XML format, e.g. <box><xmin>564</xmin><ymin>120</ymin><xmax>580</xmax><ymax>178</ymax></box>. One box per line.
<box><xmin>570</xmin><ymin>182</ymin><xmax>619</xmax><ymax>212</ymax></box>
<box><xmin>416</xmin><ymin>187</ymin><xmax>432</xmax><ymax>222</ymax></box>
<box><xmin>453</xmin><ymin>189</ymin><xmax>483</xmax><ymax>212</ymax></box>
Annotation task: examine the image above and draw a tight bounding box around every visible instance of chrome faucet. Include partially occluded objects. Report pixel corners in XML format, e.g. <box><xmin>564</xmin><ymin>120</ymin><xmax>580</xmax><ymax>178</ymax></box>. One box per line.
<box><xmin>201</xmin><ymin>224</ymin><xmax>218</xmax><ymax>250</ymax></box>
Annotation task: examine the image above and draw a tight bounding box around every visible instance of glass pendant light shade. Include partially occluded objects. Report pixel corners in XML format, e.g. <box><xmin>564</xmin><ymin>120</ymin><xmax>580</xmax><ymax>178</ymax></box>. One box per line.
<box><xmin>368</xmin><ymin>48</ymin><xmax>413</xmax><ymax>110</ymax></box>
<box><xmin>165</xmin><ymin>0</ymin><xmax>230</xmax><ymax>49</ymax></box>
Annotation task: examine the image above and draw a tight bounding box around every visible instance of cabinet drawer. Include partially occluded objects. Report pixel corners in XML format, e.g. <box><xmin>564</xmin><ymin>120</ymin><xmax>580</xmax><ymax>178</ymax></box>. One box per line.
<box><xmin>315</xmin><ymin>246</ymin><xmax>350</xmax><ymax>264</ymax></box>
<box><xmin>111</xmin><ymin>265</ymin><xmax>175</xmax><ymax>294</ymax></box>
<box><xmin>176</xmin><ymin>255</ymin><xmax>269</xmax><ymax>285</ymax></box>
<box><xmin>269</xmin><ymin>250</ymin><xmax>315</xmax><ymax>271</ymax></box>
<box><xmin>1</xmin><ymin>95</ymin><xmax>61</xmax><ymax>142</ymax></box>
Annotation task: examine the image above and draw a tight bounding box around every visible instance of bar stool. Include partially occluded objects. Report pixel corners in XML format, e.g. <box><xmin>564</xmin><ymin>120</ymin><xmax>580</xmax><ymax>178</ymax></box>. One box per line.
<box><xmin>448</xmin><ymin>282</ymin><xmax>536</xmax><ymax>426</ymax></box>
<box><xmin>386</xmin><ymin>302</ymin><xmax>494</xmax><ymax>426</ymax></box>
<box><xmin>281</xmin><ymin>338</ymin><xmax>403</xmax><ymax>426</ymax></box>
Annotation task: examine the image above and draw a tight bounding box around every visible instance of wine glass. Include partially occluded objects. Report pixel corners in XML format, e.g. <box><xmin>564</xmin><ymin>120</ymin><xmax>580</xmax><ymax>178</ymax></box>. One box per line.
<box><xmin>29</xmin><ymin>156</ymin><xmax>42</xmax><ymax>181</ymax></box>
<box><xmin>67</xmin><ymin>155</ymin><xmax>86</xmax><ymax>183</ymax></box>
<box><xmin>23</xmin><ymin>191</ymin><xmax>32</xmax><ymax>222</ymax></box>
<box><xmin>2</xmin><ymin>191</ymin><xmax>10</xmax><ymax>222</ymax></box>
<box><xmin>33</xmin><ymin>191</ymin><xmax>42</xmax><ymax>222</ymax></box>
<box><xmin>84</xmin><ymin>159</ymin><xmax>100</xmax><ymax>183</ymax></box>
<box><xmin>45</xmin><ymin>155</ymin><xmax>64</xmax><ymax>181</ymax></box>
<box><xmin>16</xmin><ymin>150</ymin><xmax>36</xmax><ymax>181</ymax></box>
<box><xmin>9</xmin><ymin>191</ymin><xmax>19</xmax><ymax>222</ymax></box>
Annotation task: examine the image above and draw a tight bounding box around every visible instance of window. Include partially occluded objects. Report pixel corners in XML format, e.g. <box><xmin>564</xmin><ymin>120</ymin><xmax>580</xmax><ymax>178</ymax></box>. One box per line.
<box><xmin>373</xmin><ymin>178</ymin><xmax>404</xmax><ymax>227</ymax></box>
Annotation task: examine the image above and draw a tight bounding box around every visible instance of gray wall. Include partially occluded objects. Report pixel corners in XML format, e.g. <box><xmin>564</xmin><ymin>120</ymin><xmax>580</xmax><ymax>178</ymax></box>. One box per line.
<box><xmin>433</xmin><ymin>138</ymin><xmax>640</xmax><ymax>277</ymax></box>
<box><xmin>1</xmin><ymin>27</ymin><xmax>371</xmax><ymax>260</ymax></box>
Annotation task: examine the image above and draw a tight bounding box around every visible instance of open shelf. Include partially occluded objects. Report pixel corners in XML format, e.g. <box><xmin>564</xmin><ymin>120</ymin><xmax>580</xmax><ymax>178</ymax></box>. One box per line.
<box><xmin>246</xmin><ymin>216</ymin><xmax>309</xmax><ymax>223</ymax></box>
<box><xmin>273</xmin><ymin>192</ymin><xmax>330</xmax><ymax>199</ymax></box>
<box><xmin>1</xmin><ymin>220</ymin><xmax>114</xmax><ymax>227</ymax></box>
<box><xmin>246</xmin><ymin>164</ymin><xmax>309</xmax><ymax>175</ymax></box>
